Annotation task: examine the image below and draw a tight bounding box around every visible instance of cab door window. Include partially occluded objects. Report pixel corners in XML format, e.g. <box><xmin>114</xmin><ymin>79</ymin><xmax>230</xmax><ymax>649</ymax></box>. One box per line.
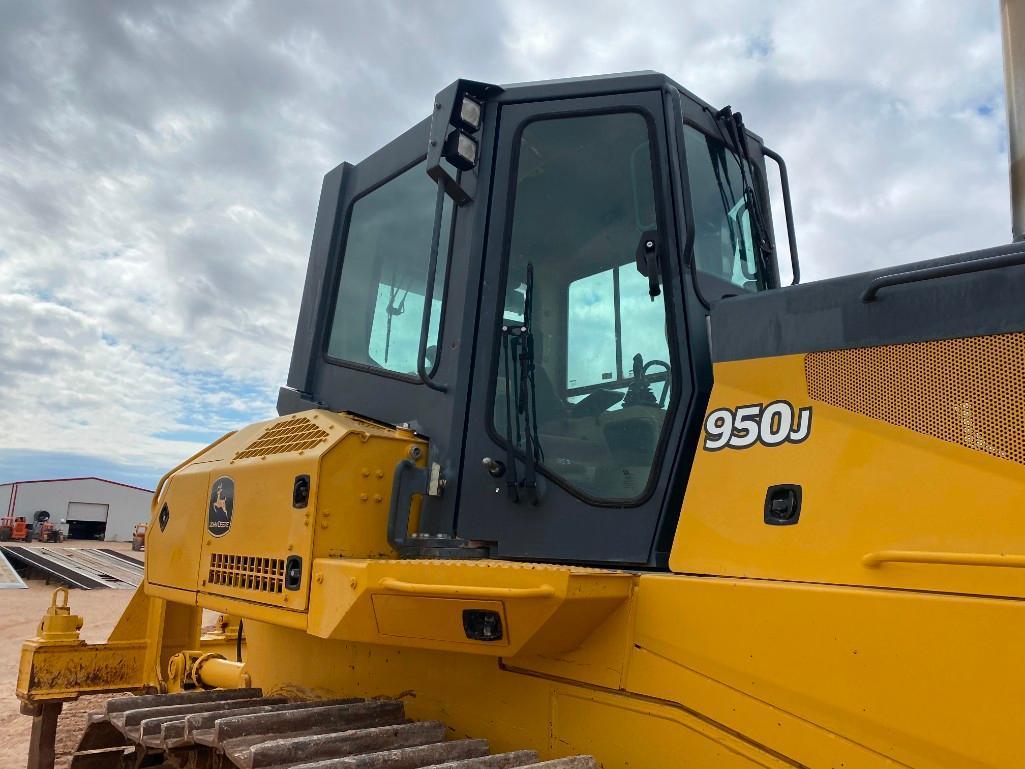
<box><xmin>491</xmin><ymin>112</ymin><xmax>675</xmax><ymax>502</ymax></box>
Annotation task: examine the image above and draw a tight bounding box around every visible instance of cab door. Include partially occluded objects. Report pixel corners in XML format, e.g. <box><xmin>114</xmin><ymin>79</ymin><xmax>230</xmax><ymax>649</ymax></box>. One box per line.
<box><xmin>456</xmin><ymin>91</ymin><xmax>696</xmax><ymax>566</ymax></box>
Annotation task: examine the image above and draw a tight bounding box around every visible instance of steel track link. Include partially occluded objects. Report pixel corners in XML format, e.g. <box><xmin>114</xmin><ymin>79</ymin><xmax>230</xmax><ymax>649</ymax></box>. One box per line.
<box><xmin>68</xmin><ymin>689</ymin><xmax>598</xmax><ymax>769</ymax></box>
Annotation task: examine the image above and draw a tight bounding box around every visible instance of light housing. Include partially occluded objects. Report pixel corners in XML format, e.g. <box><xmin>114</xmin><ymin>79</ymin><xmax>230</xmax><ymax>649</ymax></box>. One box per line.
<box><xmin>427</xmin><ymin>78</ymin><xmax>502</xmax><ymax>204</ymax></box>
<box><xmin>443</xmin><ymin>129</ymin><xmax>478</xmax><ymax>171</ymax></box>
<box><xmin>454</xmin><ymin>95</ymin><xmax>482</xmax><ymax>133</ymax></box>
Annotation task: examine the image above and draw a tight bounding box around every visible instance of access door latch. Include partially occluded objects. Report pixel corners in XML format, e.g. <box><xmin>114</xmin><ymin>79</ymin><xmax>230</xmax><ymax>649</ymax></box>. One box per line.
<box><xmin>764</xmin><ymin>484</ymin><xmax>802</xmax><ymax>525</ymax></box>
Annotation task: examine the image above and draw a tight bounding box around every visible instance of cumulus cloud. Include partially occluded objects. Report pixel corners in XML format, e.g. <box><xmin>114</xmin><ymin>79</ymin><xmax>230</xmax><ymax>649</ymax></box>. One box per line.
<box><xmin>0</xmin><ymin>0</ymin><xmax>1011</xmax><ymax>484</ymax></box>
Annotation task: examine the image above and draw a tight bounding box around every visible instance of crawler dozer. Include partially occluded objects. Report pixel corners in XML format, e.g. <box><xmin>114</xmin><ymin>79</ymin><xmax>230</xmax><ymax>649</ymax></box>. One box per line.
<box><xmin>17</xmin><ymin>4</ymin><xmax>1025</xmax><ymax>768</ymax></box>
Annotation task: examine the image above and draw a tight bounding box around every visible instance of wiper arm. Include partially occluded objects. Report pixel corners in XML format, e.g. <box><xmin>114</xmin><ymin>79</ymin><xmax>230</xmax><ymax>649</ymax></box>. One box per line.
<box><xmin>499</xmin><ymin>263</ymin><xmax>542</xmax><ymax>506</ymax></box>
<box><xmin>520</xmin><ymin>264</ymin><xmax>542</xmax><ymax>500</ymax></box>
<box><xmin>714</xmin><ymin>106</ymin><xmax>775</xmax><ymax>281</ymax></box>
<box><xmin>501</xmin><ymin>325</ymin><xmax>521</xmax><ymax>503</ymax></box>
<box><xmin>706</xmin><ymin>139</ymin><xmax>743</xmax><ymax>272</ymax></box>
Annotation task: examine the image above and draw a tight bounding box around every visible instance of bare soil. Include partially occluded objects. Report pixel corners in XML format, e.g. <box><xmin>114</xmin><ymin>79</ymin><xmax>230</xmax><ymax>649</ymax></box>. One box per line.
<box><xmin>0</xmin><ymin>543</ymin><xmax>137</xmax><ymax>769</ymax></box>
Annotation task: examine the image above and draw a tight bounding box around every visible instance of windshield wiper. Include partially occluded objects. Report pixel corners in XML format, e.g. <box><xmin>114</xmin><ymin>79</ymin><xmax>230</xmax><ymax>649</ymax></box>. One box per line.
<box><xmin>707</xmin><ymin>138</ymin><xmax>744</xmax><ymax>271</ymax></box>
<box><xmin>499</xmin><ymin>263</ymin><xmax>542</xmax><ymax>505</ymax></box>
<box><xmin>713</xmin><ymin>106</ymin><xmax>775</xmax><ymax>283</ymax></box>
<box><xmin>383</xmin><ymin>270</ymin><xmax>408</xmax><ymax>364</ymax></box>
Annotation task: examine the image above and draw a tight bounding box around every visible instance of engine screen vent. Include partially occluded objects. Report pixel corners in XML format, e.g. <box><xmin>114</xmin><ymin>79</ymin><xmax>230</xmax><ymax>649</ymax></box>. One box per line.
<box><xmin>805</xmin><ymin>332</ymin><xmax>1025</xmax><ymax>466</ymax></box>
<box><xmin>233</xmin><ymin>416</ymin><xmax>329</xmax><ymax>460</ymax></box>
<box><xmin>208</xmin><ymin>553</ymin><xmax>285</xmax><ymax>593</ymax></box>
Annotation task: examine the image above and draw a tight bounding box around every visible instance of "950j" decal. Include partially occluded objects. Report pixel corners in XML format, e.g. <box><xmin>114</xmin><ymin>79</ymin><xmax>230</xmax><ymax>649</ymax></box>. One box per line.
<box><xmin>703</xmin><ymin>401</ymin><xmax>812</xmax><ymax>451</ymax></box>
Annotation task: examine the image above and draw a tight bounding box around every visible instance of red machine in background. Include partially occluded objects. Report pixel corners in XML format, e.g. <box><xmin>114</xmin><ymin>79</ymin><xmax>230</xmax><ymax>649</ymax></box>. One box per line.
<box><xmin>0</xmin><ymin>511</ymin><xmax>65</xmax><ymax>543</ymax></box>
<box><xmin>33</xmin><ymin>511</ymin><xmax>65</xmax><ymax>543</ymax></box>
<box><xmin>0</xmin><ymin>515</ymin><xmax>32</xmax><ymax>542</ymax></box>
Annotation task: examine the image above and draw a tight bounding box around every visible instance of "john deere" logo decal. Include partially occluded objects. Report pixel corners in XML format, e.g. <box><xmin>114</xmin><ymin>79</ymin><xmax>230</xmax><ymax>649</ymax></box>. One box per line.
<box><xmin>207</xmin><ymin>476</ymin><xmax>234</xmax><ymax>537</ymax></box>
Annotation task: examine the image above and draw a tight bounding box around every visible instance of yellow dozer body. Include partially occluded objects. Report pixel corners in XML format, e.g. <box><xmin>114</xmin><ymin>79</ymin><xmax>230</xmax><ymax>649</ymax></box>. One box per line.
<box><xmin>16</xmin><ymin>10</ymin><xmax>1025</xmax><ymax>765</ymax></box>
<box><xmin>18</xmin><ymin>365</ymin><xmax>1025</xmax><ymax>768</ymax></box>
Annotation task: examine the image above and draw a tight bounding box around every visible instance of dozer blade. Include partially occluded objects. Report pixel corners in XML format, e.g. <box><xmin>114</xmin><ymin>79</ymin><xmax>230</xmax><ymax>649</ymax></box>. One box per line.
<box><xmin>71</xmin><ymin>692</ymin><xmax>596</xmax><ymax>769</ymax></box>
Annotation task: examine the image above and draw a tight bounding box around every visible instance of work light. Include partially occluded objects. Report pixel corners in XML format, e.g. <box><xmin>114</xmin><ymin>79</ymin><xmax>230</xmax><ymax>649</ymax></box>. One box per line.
<box><xmin>455</xmin><ymin>95</ymin><xmax>482</xmax><ymax>133</ymax></box>
<box><xmin>443</xmin><ymin>129</ymin><xmax>478</xmax><ymax>171</ymax></box>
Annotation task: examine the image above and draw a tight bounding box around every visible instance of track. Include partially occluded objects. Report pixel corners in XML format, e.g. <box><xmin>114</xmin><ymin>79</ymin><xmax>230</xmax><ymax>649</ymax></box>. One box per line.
<box><xmin>0</xmin><ymin>546</ymin><xmax>141</xmax><ymax>589</ymax></box>
<box><xmin>71</xmin><ymin>689</ymin><xmax>596</xmax><ymax>769</ymax></box>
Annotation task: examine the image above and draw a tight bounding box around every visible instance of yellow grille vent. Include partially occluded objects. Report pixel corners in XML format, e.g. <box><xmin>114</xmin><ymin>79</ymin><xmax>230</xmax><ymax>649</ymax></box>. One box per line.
<box><xmin>208</xmin><ymin>553</ymin><xmax>285</xmax><ymax>593</ymax></box>
<box><xmin>233</xmin><ymin>416</ymin><xmax>328</xmax><ymax>460</ymax></box>
<box><xmin>804</xmin><ymin>332</ymin><xmax>1025</xmax><ymax>465</ymax></box>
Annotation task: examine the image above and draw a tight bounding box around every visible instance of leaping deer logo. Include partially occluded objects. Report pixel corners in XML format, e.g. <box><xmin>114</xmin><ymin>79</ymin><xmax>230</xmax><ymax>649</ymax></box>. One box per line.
<box><xmin>208</xmin><ymin>476</ymin><xmax>234</xmax><ymax>536</ymax></box>
<box><xmin>213</xmin><ymin>483</ymin><xmax>229</xmax><ymax>516</ymax></box>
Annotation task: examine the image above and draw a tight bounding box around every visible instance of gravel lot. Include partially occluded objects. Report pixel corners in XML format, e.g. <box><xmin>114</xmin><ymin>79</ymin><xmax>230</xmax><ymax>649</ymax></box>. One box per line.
<box><xmin>0</xmin><ymin>543</ymin><xmax>137</xmax><ymax>769</ymax></box>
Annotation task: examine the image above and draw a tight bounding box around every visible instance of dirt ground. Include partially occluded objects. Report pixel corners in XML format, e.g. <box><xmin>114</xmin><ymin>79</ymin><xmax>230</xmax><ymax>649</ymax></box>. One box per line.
<box><xmin>0</xmin><ymin>542</ymin><xmax>137</xmax><ymax>769</ymax></box>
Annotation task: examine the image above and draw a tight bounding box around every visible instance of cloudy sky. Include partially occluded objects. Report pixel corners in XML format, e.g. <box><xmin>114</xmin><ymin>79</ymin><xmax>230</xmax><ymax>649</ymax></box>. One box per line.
<box><xmin>0</xmin><ymin>1</ymin><xmax>1012</xmax><ymax>489</ymax></box>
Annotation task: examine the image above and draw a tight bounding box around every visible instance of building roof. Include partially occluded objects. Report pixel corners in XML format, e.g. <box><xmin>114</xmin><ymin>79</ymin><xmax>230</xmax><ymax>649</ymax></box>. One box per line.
<box><xmin>0</xmin><ymin>476</ymin><xmax>154</xmax><ymax>493</ymax></box>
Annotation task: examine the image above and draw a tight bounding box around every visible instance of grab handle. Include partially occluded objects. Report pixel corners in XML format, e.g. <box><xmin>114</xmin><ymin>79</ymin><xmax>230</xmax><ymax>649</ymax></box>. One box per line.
<box><xmin>377</xmin><ymin>578</ymin><xmax>555</xmax><ymax>600</ymax></box>
<box><xmin>762</xmin><ymin>146</ymin><xmax>800</xmax><ymax>285</ymax></box>
<box><xmin>862</xmin><ymin>250</ymin><xmax>1025</xmax><ymax>302</ymax></box>
<box><xmin>416</xmin><ymin>179</ymin><xmax>448</xmax><ymax>392</ymax></box>
<box><xmin>863</xmin><ymin>550</ymin><xmax>1025</xmax><ymax>569</ymax></box>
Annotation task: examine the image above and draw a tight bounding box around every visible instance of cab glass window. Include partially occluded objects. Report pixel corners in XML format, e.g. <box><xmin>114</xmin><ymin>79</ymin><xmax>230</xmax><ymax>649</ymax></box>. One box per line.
<box><xmin>683</xmin><ymin>125</ymin><xmax>768</xmax><ymax>292</ymax></box>
<box><xmin>327</xmin><ymin>162</ymin><xmax>451</xmax><ymax>375</ymax></box>
<box><xmin>492</xmin><ymin>112</ymin><xmax>674</xmax><ymax>503</ymax></box>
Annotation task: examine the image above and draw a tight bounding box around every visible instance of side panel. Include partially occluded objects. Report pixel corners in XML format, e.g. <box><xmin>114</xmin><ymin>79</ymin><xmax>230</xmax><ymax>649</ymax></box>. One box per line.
<box><xmin>629</xmin><ymin>575</ymin><xmax>1025</xmax><ymax>769</ymax></box>
<box><xmin>146</xmin><ymin>465</ymin><xmax>208</xmax><ymax>596</ymax></box>
<box><xmin>670</xmin><ymin>341</ymin><xmax>1025</xmax><ymax>600</ymax></box>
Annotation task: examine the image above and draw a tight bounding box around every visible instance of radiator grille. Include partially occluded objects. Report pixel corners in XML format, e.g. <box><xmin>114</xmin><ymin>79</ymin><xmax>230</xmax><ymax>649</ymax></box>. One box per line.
<box><xmin>208</xmin><ymin>553</ymin><xmax>285</xmax><ymax>593</ymax></box>
<box><xmin>804</xmin><ymin>332</ymin><xmax>1025</xmax><ymax>465</ymax></box>
<box><xmin>233</xmin><ymin>416</ymin><xmax>328</xmax><ymax>460</ymax></box>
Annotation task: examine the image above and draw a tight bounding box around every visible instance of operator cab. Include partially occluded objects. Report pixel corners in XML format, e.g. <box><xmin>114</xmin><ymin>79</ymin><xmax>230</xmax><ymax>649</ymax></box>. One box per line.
<box><xmin>281</xmin><ymin>72</ymin><xmax>797</xmax><ymax>568</ymax></box>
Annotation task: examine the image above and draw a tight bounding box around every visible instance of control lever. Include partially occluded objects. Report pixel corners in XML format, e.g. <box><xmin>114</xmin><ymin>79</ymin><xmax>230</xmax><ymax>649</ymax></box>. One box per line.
<box><xmin>635</xmin><ymin>230</ymin><xmax>661</xmax><ymax>300</ymax></box>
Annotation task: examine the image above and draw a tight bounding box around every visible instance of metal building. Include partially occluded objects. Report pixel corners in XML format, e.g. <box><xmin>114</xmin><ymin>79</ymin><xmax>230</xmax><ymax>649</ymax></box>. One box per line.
<box><xmin>0</xmin><ymin>477</ymin><xmax>153</xmax><ymax>542</ymax></box>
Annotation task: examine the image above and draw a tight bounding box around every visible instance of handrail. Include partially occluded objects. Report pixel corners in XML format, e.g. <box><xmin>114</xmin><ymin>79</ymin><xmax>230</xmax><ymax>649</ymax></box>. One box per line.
<box><xmin>863</xmin><ymin>550</ymin><xmax>1025</xmax><ymax>569</ymax></box>
<box><xmin>377</xmin><ymin>577</ymin><xmax>556</xmax><ymax>600</ymax></box>
<box><xmin>861</xmin><ymin>249</ymin><xmax>1025</xmax><ymax>302</ymax></box>
<box><xmin>150</xmin><ymin>431</ymin><xmax>237</xmax><ymax>515</ymax></box>
<box><xmin>387</xmin><ymin>458</ymin><xmax>427</xmax><ymax>549</ymax></box>
<box><xmin>416</xmin><ymin>179</ymin><xmax>448</xmax><ymax>392</ymax></box>
<box><xmin>762</xmin><ymin>146</ymin><xmax>800</xmax><ymax>285</ymax></box>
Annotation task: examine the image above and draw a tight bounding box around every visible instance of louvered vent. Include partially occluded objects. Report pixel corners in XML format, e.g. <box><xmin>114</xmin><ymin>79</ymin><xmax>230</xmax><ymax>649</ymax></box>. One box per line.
<box><xmin>804</xmin><ymin>332</ymin><xmax>1025</xmax><ymax>465</ymax></box>
<box><xmin>208</xmin><ymin>553</ymin><xmax>285</xmax><ymax>593</ymax></box>
<box><xmin>233</xmin><ymin>416</ymin><xmax>329</xmax><ymax>460</ymax></box>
